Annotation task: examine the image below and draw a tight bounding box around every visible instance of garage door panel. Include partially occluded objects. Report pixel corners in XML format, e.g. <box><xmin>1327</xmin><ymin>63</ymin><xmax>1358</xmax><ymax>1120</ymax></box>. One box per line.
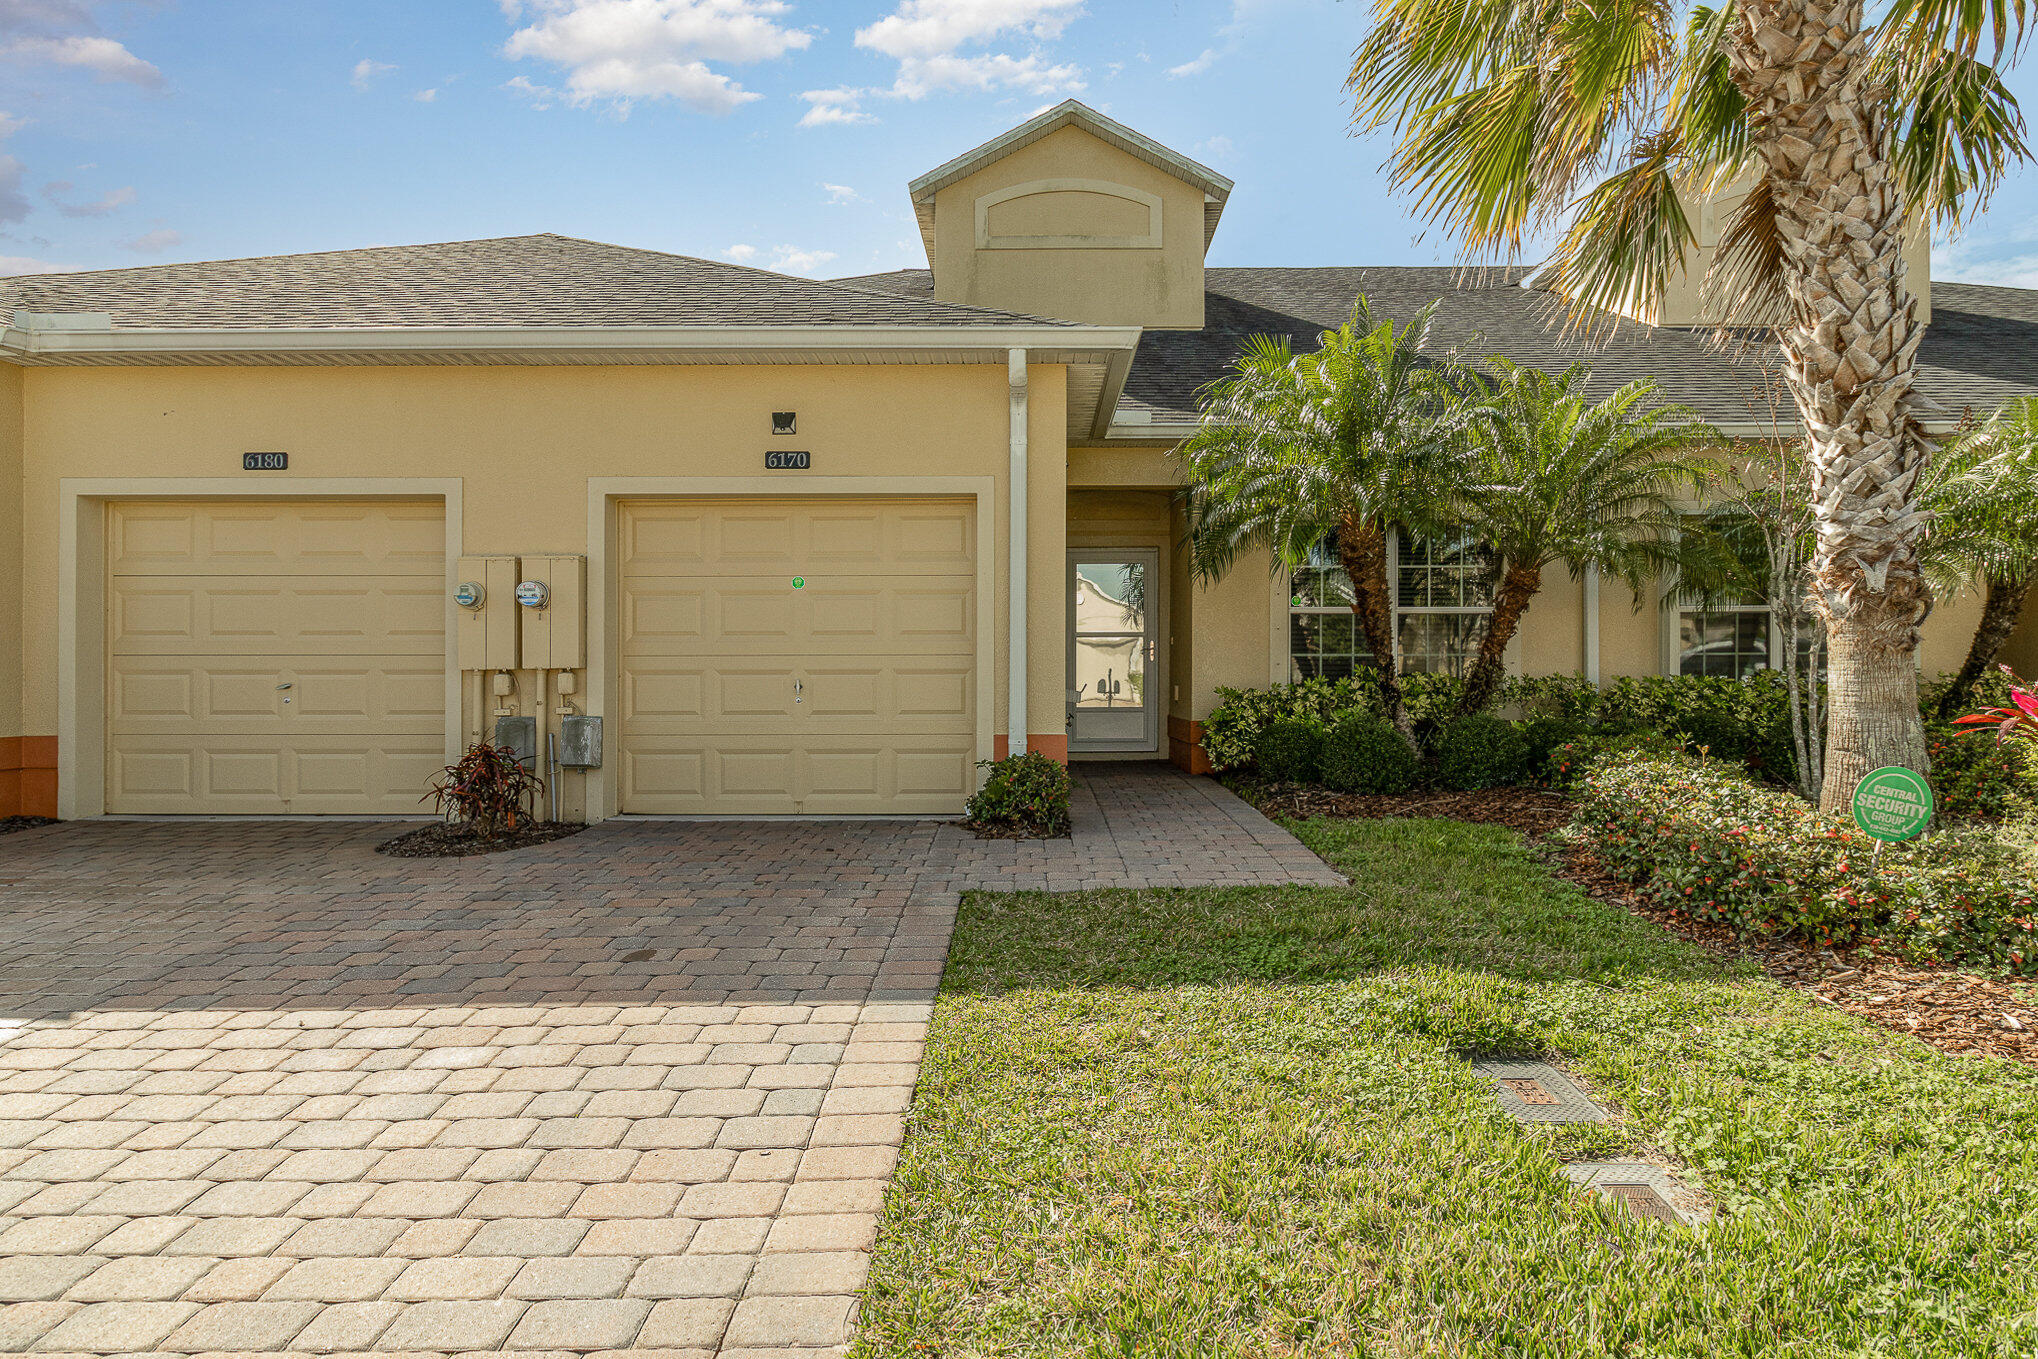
<box><xmin>112</xmin><ymin>502</ymin><xmax>445</xmax><ymax>576</ymax></box>
<box><xmin>622</xmin><ymin>580</ymin><xmax>972</xmax><ymax>656</ymax></box>
<box><xmin>112</xmin><ymin>580</ymin><xmax>444</xmax><ymax>656</ymax></box>
<box><xmin>618</xmin><ymin>497</ymin><xmax>977</xmax><ymax>814</ymax></box>
<box><xmin>106</xmin><ymin>501</ymin><xmax>446</xmax><ymax>815</ymax></box>
<box><xmin>618</xmin><ymin>499</ymin><xmax>974</xmax><ymax>578</ymax></box>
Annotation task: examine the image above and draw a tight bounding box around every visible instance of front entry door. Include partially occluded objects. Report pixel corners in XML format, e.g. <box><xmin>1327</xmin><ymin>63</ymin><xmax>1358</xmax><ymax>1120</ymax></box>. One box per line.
<box><xmin>1068</xmin><ymin>550</ymin><xmax>1159</xmax><ymax>752</ymax></box>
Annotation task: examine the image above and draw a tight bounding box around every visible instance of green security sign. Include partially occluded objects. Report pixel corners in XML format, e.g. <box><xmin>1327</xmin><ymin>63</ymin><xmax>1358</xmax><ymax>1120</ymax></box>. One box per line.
<box><xmin>1852</xmin><ymin>766</ymin><xmax>1934</xmax><ymax>842</ymax></box>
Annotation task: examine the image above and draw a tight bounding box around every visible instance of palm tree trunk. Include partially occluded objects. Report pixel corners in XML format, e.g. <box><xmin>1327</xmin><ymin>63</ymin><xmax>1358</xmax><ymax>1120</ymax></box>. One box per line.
<box><xmin>1935</xmin><ymin>574</ymin><xmax>2033</xmax><ymax>720</ymax></box>
<box><xmin>1336</xmin><ymin>522</ymin><xmax>1418</xmax><ymax>750</ymax></box>
<box><xmin>1725</xmin><ymin>0</ymin><xmax>1934</xmax><ymax>810</ymax></box>
<box><xmin>1456</xmin><ymin>563</ymin><xmax>1542</xmax><ymax>715</ymax></box>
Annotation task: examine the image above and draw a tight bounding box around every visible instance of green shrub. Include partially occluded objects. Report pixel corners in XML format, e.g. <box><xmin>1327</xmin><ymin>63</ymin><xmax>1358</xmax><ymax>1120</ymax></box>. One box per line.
<box><xmin>1571</xmin><ymin>749</ymin><xmax>2038</xmax><ymax>970</ymax></box>
<box><xmin>1255</xmin><ymin>718</ymin><xmax>1327</xmax><ymax>784</ymax></box>
<box><xmin>1321</xmin><ymin>713</ymin><xmax>1418</xmax><ymax>794</ymax></box>
<box><xmin>1518</xmin><ymin>716</ymin><xmax>1590</xmax><ymax>779</ymax></box>
<box><xmin>1202</xmin><ymin>677</ymin><xmax>1369</xmax><ymax>772</ymax></box>
<box><xmin>964</xmin><ymin>751</ymin><xmax>1072</xmax><ymax>837</ymax></box>
<box><xmin>1433</xmin><ymin>714</ymin><xmax>1530</xmax><ymax>790</ymax></box>
<box><xmin>1927</xmin><ymin>722</ymin><xmax>2036</xmax><ymax>821</ymax></box>
<box><xmin>1201</xmin><ymin>670</ymin><xmax>1486</xmax><ymax>770</ymax></box>
<box><xmin>1544</xmin><ymin>727</ymin><xmax>1683</xmax><ymax>793</ymax></box>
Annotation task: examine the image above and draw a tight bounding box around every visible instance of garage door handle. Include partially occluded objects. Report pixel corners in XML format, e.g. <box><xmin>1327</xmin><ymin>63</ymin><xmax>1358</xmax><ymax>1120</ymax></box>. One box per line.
<box><xmin>793</xmin><ymin>678</ymin><xmax>803</xmax><ymax>704</ymax></box>
<box><xmin>275</xmin><ymin>683</ymin><xmax>293</xmax><ymax>690</ymax></box>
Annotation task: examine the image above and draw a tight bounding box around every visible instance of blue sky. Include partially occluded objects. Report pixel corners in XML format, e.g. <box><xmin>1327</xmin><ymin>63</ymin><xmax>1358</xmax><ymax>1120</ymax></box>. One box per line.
<box><xmin>5</xmin><ymin>0</ymin><xmax>2038</xmax><ymax>285</ymax></box>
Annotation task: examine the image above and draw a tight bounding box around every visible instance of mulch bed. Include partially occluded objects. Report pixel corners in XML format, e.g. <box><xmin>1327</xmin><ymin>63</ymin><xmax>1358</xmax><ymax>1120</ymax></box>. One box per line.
<box><xmin>377</xmin><ymin>820</ymin><xmax>587</xmax><ymax>858</ymax></box>
<box><xmin>0</xmin><ymin>816</ymin><xmax>58</xmax><ymax>836</ymax></box>
<box><xmin>1251</xmin><ymin>782</ymin><xmax>2038</xmax><ymax>1067</ymax></box>
<box><xmin>1255</xmin><ymin>784</ymin><xmax>1573</xmax><ymax>837</ymax></box>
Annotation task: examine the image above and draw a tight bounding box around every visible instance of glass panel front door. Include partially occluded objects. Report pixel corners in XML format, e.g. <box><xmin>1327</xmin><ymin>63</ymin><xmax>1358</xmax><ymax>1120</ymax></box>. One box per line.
<box><xmin>1069</xmin><ymin>551</ymin><xmax>1158</xmax><ymax>751</ymax></box>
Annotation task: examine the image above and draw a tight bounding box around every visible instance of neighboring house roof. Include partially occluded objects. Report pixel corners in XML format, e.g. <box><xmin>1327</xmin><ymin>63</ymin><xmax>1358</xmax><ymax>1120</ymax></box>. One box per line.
<box><xmin>905</xmin><ymin>100</ymin><xmax>1234</xmax><ymax>262</ymax></box>
<box><xmin>0</xmin><ymin>233</ymin><xmax>1072</xmax><ymax>330</ymax></box>
<box><xmin>834</xmin><ymin>266</ymin><xmax>2038</xmax><ymax>434</ymax></box>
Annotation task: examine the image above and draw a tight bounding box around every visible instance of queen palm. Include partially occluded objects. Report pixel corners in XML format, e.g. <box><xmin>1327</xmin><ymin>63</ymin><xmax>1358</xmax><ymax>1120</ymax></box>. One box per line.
<box><xmin>1450</xmin><ymin>361</ymin><xmax>1723</xmax><ymax>714</ymax></box>
<box><xmin>1180</xmin><ymin>298</ymin><xmax>1481</xmax><ymax>748</ymax></box>
<box><xmin>1348</xmin><ymin>0</ymin><xmax>2030</xmax><ymax>809</ymax></box>
<box><xmin>1922</xmin><ymin>397</ymin><xmax>2038</xmax><ymax>718</ymax></box>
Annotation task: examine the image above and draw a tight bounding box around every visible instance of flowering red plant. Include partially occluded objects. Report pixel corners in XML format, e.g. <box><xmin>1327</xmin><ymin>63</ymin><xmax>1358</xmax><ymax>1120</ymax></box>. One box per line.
<box><xmin>1954</xmin><ymin>667</ymin><xmax>2038</xmax><ymax>746</ymax></box>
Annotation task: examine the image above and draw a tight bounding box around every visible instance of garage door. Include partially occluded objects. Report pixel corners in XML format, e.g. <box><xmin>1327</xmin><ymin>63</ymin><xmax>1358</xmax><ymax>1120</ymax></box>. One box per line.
<box><xmin>106</xmin><ymin>500</ymin><xmax>447</xmax><ymax>814</ymax></box>
<box><xmin>618</xmin><ymin>497</ymin><xmax>977</xmax><ymax>814</ymax></box>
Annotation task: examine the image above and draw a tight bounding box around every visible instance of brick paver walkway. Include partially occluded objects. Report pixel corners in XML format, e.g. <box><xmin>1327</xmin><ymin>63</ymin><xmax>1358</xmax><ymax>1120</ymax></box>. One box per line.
<box><xmin>0</xmin><ymin>766</ymin><xmax>1338</xmax><ymax>1357</ymax></box>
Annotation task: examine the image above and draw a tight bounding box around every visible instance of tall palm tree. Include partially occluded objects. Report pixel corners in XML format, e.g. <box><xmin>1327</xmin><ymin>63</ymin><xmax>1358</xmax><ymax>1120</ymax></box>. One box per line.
<box><xmin>1179</xmin><ymin>298</ymin><xmax>1482</xmax><ymax>748</ymax></box>
<box><xmin>1922</xmin><ymin>397</ymin><xmax>2038</xmax><ymax>718</ymax></box>
<box><xmin>1348</xmin><ymin>0</ymin><xmax>2030</xmax><ymax>810</ymax></box>
<box><xmin>1450</xmin><ymin>361</ymin><xmax>1723</xmax><ymax>714</ymax></box>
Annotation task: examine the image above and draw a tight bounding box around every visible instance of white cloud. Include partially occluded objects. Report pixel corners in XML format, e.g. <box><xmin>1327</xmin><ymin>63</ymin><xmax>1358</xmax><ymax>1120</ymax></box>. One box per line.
<box><xmin>4</xmin><ymin>33</ymin><xmax>162</xmax><ymax>87</ymax></box>
<box><xmin>1194</xmin><ymin>134</ymin><xmax>1234</xmax><ymax>161</ymax></box>
<box><xmin>413</xmin><ymin>87</ymin><xmax>439</xmax><ymax>102</ymax></box>
<box><xmin>42</xmin><ymin>178</ymin><xmax>134</xmax><ymax>216</ymax></box>
<box><xmin>351</xmin><ymin>57</ymin><xmax>395</xmax><ymax>89</ymax></box>
<box><xmin>1</xmin><ymin>252</ymin><xmax>77</xmax><ymax>276</ymax></box>
<box><xmin>1165</xmin><ymin>0</ymin><xmax>1265</xmax><ymax>80</ymax></box>
<box><xmin>502</xmin><ymin>73</ymin><xmax>558</xmax><ymax>107</ymax></box>
<box><xmin>1933</xmin><ymin>226</ymin><xmax>2038</xmax><ymax>289</ymax></box>
<box><xmin>820</xmin><ymin>182</ymin><xmax>860</xmax><ymax>204</ymax></box>
<box><xmin>502</xmin><ymin>0</ymin><xmax>813</xmax><ymax>115</ymax></box>
<box><xmin>801</xmin><ymin>0</ymin><xmax>1086</xmax><ymax>125</ymax></box>
<box><xmin>766</xmin><ymin>244</ymin><xmax>836</xmax><ymax>274</ymax></box>
<box><xmin>723</xmin><ymin>242</ymin><xmax>836</xmax><ymax>274</ymax></box>
<box><xmin>798</xmin><ymin>87</ymin><xmax>872</xmax><ymax>127</ymax></box>
<box><xmin>121</xmin><ymin>225</ymin><xmax>181</xmax><ymax>253</ymax></box>
<box><xmin>857</xmin><ymin>0</ymin><xmax>1086</xmax><ymax>100</ymax></box>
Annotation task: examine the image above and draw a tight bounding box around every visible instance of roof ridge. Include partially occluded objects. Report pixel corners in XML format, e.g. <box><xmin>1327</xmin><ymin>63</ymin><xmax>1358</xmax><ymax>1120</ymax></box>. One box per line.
<box><xmin>0</xmin><ymin>234</ymin><xmax>578</xmax><ymax>287</ymax></box>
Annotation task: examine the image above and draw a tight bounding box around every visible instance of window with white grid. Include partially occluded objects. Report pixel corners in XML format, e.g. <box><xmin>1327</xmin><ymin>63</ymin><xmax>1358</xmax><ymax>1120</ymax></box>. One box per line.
<box><xmin>1287</xmin><ymin>533</ymin><xmax>1494</xmax><ymax>681</ymax></box>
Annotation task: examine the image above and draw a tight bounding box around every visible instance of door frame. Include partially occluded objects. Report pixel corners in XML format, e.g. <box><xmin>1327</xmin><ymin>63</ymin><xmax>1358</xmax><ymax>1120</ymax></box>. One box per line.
<box><xmin>58</xmin><ymin>478</ymin><xmax>464</xmax><ymax>819</ymax></box>
<box><xmin>1066</xmin><ymin>546</ymin><xmax>1162</xmax><ymax>755</ymax></box>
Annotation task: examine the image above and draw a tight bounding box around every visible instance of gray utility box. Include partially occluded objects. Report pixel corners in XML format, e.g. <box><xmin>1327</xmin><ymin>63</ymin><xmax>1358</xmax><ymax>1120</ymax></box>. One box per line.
<box><xmin>493</xmin><ymin>716</ymin><xmax>538</xmax><ymax>767</ymax></box>
<box><xmin>559</xmin><ymin>715</ymin><xmax>603</xmax><ymax>768</ymax></box>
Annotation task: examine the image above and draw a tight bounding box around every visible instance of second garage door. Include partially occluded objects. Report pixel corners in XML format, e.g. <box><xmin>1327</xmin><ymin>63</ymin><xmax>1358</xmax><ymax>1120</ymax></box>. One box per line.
<box><xmin>618</xmin><ymin>497</ymin><xmax>978</xmax><ymax>814</ymax></box>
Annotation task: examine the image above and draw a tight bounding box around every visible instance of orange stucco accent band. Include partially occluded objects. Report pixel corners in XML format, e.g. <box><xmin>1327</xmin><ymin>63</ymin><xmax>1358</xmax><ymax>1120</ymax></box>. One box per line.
<box><xmin>1167</xmin><ymin>716</ymin><xmax>1213</xmax><ymax>775</ymax></box>
<box><xmin>993</xmin><ymin>735</ymin><xmax>1071</xmax><ymax>764</ymax></box>
<box><xmin>6</xmin><ymin>737</ymin><xmax>57</xmax><ymax>819</ymax></box>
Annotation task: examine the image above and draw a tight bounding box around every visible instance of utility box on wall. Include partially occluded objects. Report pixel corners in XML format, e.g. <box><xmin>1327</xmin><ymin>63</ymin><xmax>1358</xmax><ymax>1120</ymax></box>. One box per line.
<box><xmin>519</xmin><ymin>555</ymin><xmax>586</xmax><ymax>670</ymax></box>
<box><xmin>455</xmin><ymin>555</ymin><xmax>521</xmax><ymax>670</ymax></box>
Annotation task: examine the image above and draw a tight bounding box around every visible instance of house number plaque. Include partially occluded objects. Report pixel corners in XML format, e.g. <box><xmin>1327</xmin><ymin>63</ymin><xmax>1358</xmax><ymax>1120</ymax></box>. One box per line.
<box><xmin>242</xmin><ymin>452</ymin><xmax>288</xmax><ymax>471</ymax></box>
<box><xmin>764</xmin><ymin>450</ymin><xmax>811</xmax><ymax>470</ymax></box>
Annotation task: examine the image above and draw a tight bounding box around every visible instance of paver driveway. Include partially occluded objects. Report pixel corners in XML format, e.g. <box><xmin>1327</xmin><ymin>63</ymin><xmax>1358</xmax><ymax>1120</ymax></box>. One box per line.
<box><xmin>0</xmin><ymin>766</ymin><xmax>1339</xmax><ymax>1357</ymax></box>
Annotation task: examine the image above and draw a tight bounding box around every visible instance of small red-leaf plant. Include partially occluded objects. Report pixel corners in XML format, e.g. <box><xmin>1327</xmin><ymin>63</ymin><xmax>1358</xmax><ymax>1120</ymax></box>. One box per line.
<box><xmin>424</xmin><ymin>742</ymin><xmax>542</xmax><ymax>840</ymax></box>
<box><xmin>1955</xmin><ymin>667</ymin><xmax>2038</xmax><ymax>747</ymax></box>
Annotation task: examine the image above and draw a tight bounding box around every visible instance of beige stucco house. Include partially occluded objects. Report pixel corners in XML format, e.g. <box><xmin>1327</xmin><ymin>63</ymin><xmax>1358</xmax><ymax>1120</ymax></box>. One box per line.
<box><xmin>3</xmin><ymin>101</ymin><xmax>2034</xmax><ymax>821</ymax></box>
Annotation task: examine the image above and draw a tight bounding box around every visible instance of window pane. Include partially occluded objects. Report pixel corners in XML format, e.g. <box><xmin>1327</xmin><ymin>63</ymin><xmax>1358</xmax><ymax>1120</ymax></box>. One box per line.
<box><xmin>1290</xmin><ymin>609</ymin><xmax>1376</xmax><ymax>681</ymax></box>
<box><xmin>1290</xmin><ymin>565</ymin><xmax>1354</xmax><ymax>609</ymax></box>
<box><xmin>1680</xmin><ymin>611</ymin><xmax>1769</xmax><ymax>677</ymax></box>
<box><xmin>1398</xmin><ymin>613</ymin><xmax>1487</xmax><ymax>676</ymax></box>
<box><xmin>1073</xmin><ymin>562</ymin><xmax>1146</xmax><ymax>633</ymax></box>
<box><xmin>1397</xmin><ymin>534</ymin><xmax>1496</xmax><ymax>609</ymax></box>
<box><xmin>1074</xmin><ymin>635</ymin><xmax>1144</xmax><ymax>710</ymax></box>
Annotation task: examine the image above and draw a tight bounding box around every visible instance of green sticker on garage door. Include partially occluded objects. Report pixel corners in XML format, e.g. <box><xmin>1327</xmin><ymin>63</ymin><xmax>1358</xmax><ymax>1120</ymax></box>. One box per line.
<box><xmin>1852</xmin><ymin>766</ymin><xmax>1933</xmax><ymax>841</ymax></box>
<box><xmin>792</xmin><ymin>576</ymin><xmax>805</xmax><ymax>589</ymax></box>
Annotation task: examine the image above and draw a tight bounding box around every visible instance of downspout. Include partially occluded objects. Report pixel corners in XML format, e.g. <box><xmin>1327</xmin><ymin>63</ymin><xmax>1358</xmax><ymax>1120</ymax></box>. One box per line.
<box><xmin>1008</xmin><ymin>349</ymin><xmax>1029</xmax><ymax>759</ymax></box>
<box><xmin>1583</xmin><ymin>565</ymin><xmax>1601</xmax><ymax>685</ymax></box>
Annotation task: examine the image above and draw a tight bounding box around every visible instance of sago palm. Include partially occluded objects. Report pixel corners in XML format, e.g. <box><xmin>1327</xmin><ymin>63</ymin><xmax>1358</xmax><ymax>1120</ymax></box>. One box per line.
<box><xmin>1348</xmin><ymin>0</ymin><xmax>2031</xmax><ymax>809</ymax></box>
<box><xmin>1450</xmin><ymin>361</ymin><xmax>1723</xmax><ymax>715</ymax></box>
<box><xmin>1921</xmin><ymin>397</ymin><xmax>2038</xmax><ymax>718</ymax></box>
<box><xmin>1179</xmin><ymin>298</ymin><xmax>1482</xmax><ymax>747</ymax></box>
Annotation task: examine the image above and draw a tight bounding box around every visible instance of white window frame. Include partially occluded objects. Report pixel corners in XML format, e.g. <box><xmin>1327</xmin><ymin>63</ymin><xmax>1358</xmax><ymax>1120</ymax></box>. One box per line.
<box><xmin>1283</xmin><ymin>530</ymin><xmax>1510</xmax><ymax>683</ymax></box>
<box><xmin>1659</xmin><ymin>514</ymin><xmax>1812</xmax><ymax>679</ymax></box>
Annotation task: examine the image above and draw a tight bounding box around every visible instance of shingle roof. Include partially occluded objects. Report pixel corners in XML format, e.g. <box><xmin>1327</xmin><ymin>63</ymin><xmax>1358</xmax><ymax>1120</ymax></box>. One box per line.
<box><xmin>0</xmin><ymin>233</ymin><xmax>1071</xmax><ymax>330</ymax></box>
<box><xmin>833</xmin><ymin>266</ymin><xmax>2038</xmax><ymax>428</ymax></box>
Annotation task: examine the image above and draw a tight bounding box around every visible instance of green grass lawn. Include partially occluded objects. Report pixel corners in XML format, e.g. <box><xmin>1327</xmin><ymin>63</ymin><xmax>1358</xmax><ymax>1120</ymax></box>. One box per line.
<box><xmin>854</xmin><ymin>817</ymin><xmax>2038</xmax><ymax>1358</ymax></box>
